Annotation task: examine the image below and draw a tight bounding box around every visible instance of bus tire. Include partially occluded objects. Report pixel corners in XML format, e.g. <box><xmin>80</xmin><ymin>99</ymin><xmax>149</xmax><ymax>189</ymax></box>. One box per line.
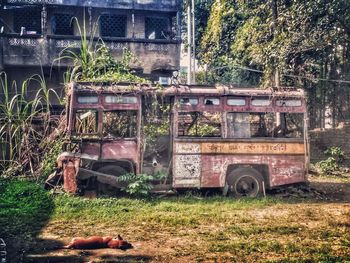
<box><xmin>226</xmin><ymin>168</ymin><xmax>264</xmax><ymax>198</ymax></box>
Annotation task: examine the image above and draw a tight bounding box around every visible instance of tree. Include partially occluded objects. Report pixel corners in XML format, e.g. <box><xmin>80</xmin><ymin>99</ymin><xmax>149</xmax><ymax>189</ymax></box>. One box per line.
<box><xmin>198</xmin><ymin>0</ymin><xmax>350</xmax><ymax>127</ymax></box>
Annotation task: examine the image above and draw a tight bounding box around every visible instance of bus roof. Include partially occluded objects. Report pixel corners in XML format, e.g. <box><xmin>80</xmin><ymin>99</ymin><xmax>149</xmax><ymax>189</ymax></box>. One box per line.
<box><xmin>72</xmin><ymin>82</ymin><xmax>305</xmax><ymax>98</ymax></box>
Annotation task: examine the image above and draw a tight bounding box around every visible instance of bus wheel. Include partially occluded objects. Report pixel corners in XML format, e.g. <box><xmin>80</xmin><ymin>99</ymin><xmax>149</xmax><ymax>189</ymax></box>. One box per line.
<box><xmin>226</xmin><ymin>168</ymin><xmax>264</xmax><ymax>198</ymax></box>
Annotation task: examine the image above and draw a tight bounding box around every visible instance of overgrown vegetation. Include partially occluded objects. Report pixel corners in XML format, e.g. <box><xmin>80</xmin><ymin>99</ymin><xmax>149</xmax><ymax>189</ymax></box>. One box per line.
<box><xmin>117</xmin><ymin>172</ymin><xmax>165</xmax><ymax>197</ymax></box>
<box><xmin>0</xmin><ymin>72</ymin><xmax>64</xmax><ymax>179</ymax></box>
<box><xmin>40</xmin><ymin>138</ymin><xmax>64</xmax><ymax>180</ymax></box>
<box><xmin>59</xmin><ymin>17</ymin><xmax>147</xmax><ymax>84</ymax></box>
<box><xmin>196</xmin><ymin>0</ymin><xmax>350</xmax><ymax>128</ymax></box>
<box><xmin>316</xmin><ymin>146</ymin><xmax>346</xmax><ymax>175</ymax></box>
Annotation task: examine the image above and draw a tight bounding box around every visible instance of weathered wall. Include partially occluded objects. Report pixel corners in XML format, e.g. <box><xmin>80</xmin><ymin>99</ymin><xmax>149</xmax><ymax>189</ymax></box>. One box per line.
<box><xmin>309</xmin><ymin>122</ymin><xmax>350</xmax><ymax>165</ymax></box>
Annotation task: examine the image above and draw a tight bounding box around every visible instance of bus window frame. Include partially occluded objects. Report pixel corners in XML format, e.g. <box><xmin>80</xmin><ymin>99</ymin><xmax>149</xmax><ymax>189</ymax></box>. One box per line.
<box><xmin>72</xmin><ymin>108</ymin><xmax>100</xmax><ymax>136</ymax></box>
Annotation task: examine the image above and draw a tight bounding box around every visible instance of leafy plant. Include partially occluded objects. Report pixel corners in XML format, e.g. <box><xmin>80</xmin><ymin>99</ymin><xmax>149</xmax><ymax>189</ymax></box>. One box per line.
<box><xmin>40</xmin><ymin>138</ymin><xmax>64</xmax><ymax>181</ymax></box>
<box><xmin>0</xmin><ymin>71</ymin><xmax>63</xmax><ymax>178</ymax></box>
<box><xmin>57</xmin><ymin>16</ymin><xmax>147</xmax><ymax>84</ymax></box>
<box><xmin>117</xmin><ymin>172</ymin><xmax>165</xmax><ymax>197</ymax></box>
<box><xmin>324</xmin><ymin>146</ymin><xmax>345</xmax><ymax>163</ymax></box>
<box><xmin>316</xmin><ymin>146</ymin><xmax>346</xmax><ymax>175</ymax></box>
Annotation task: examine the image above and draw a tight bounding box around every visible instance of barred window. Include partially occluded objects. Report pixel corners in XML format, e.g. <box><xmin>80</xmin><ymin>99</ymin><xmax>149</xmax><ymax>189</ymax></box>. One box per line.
<box><xmin>14</xmin><ymin>8</ymin><xmax>41</xmax><ymax>34</ymax></box>
<box><xmin>52</xmin><ymin>13</ymin><xmax>73</xmax><ymax>35</ymax></box>
<box><xmin>100</xmin><ymin>14</ymin><xmax>127</xmax><ymax>38</ymax></box>
<box><xmin>145</xmin><ymin>17</ymin><xmax>170</xmax><ymax>40</ymax></box>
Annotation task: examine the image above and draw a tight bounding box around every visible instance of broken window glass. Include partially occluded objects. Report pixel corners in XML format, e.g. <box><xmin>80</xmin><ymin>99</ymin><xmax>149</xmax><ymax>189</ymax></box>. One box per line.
<box><xmin>276</xmin><ymin>99</ymin><xmax>302</xmax><ymax>107</ymax></box>
<box><xmin>103</xmin><ymin>111</ymin><xmax>137</xmax><ymax>138</ymax></box>
<box><xmin>276</xmin><ymin>113</ymin><xmax>304</xmax><ymax>138</ymax></box>
<box><xmin>204</xmin><ymin>97</ymin><xmax>220</xmax><ymax>106</ymax></box>
<box><xmin>227</xmin><ymin>112</ymin><xmax>304</xmax><ymax>138</ymax></box>
<box><xmin>74</xmin><ymin>110</ymin><xmax>98</xmax><ymax>134</ymax></box>
<box><xmin>178</xmin><ymin>112</ymin><xmax>222</xmax><ymax>137</ymax></box>
<box><xmin>179</xmin><ymin>97</ymin><xmax>198</xmax><ymax>106</ymax></box>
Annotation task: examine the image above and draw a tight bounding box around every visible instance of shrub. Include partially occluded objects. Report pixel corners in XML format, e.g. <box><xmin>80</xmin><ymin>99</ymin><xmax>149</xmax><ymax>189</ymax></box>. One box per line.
<box><xmin>316</xmin><ymin>146</ymin><xmax>346</xmax><ymax>175</ymax></box>
<box><xmin>40</xmin><ymin>138</ymin><xmax>64</xmax><ymax>181</ymax></box>
<box><xmin>117</xmin><ymin>172</ymin><xmax>165</xmax><ymax>197</ymax></box>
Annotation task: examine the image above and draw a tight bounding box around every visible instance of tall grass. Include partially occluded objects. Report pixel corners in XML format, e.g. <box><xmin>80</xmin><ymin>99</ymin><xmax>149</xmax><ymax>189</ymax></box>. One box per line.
<box><xmin>57</xmin><ymin>16</ymin><xmax>146</xmax><ymax>84</ymax></box>
<box><xmin>0</xmin><ymin>72</ymin><xmax>62</xmax><ymax>178</ymax></box>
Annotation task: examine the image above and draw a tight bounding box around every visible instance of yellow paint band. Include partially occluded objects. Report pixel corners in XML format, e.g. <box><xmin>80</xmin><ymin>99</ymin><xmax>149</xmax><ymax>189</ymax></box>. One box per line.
<box><xmin>201</xmin><ymin>142</ymin><xmax>305</xmax><ymax>154</ymax></box>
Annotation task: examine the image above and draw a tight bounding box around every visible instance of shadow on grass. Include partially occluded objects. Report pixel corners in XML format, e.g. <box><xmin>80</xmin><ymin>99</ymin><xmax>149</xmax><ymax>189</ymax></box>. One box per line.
<box><xmin>0</xmin><ymin>179</ymin><xmax>65</xmax><ymax>263</ymax></box>
<box><xmin>24</xmin><ymin>253</ymin><xmax>152</xmax><ymax>263</ymax></box>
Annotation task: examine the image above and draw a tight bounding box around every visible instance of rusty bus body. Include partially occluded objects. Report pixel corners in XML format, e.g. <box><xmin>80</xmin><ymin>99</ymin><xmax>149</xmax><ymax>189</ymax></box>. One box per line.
<box><xmin>57</xmin><ymin>83</ymin><xmax>309</xmax><ymax>197</ymax></box>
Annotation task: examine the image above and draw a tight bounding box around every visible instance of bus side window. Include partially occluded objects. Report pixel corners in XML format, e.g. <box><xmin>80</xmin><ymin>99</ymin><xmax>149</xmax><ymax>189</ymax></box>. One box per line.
<box><xmin>227</xmin><ymin>112</ymin><xmax>275</xmax><ymax>138</ymax></box>
<box><xmin>103</xmin><ymin>111</ymin><xmax>137</xmax><ymax>138</ymax></box>
<box><xmin>274</xmin><ymin>113</ymin><xmax>304</xmax><ymax>138</ymax></box>
<box><xmin>74</xmin><ymin>110</ymin><xmax>98</xmax><ymax>134</ymax></box>
<box><xmin>227</xmin><ymin>113</ymin><xmax>251</xmax><ymax>138</ymax></box>
<box><xmin>178</xmin><ymin>112</ymin><xmax>221</xmax><ymax>137</ymax></box>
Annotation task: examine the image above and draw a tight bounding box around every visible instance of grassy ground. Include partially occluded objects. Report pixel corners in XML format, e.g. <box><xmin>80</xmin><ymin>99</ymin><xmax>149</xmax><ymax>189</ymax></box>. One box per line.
<box><xmin>1</xmin><ymin>176</ymin><xmax>350</xmax><ymax>263</ymax></box>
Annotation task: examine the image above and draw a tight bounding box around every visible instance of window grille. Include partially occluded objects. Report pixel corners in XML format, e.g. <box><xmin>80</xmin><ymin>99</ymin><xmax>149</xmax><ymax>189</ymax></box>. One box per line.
<box><xmin>100</xmin><ymin>14</ymin><xmax>127</xmax><ymax>38</ymax></box>
<box><xmin>52</xmin><ymin>13</ymin><xmax>73</xmax><ymax>35</ymax></box>
<box><xmin>14</xmin><ymin>8</ymin><xmax>42</xmax><ymax>34</ymax></box>
<box><xmin>145</xmin><ymin>17</ymin><xmax>170</xmax><ymax>39</ymax></box>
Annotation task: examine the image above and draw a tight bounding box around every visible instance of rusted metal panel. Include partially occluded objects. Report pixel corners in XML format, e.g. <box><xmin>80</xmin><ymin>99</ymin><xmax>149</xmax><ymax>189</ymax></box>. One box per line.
<box><xmin>101</xmin><ymin>141</ymin><xmax>138</xmax><ymax>164</ymax></box>
<box><xmin>200</xmin><ymin>155</ymin><xmax>268</xmax><ymax>188</ymax></box>
<box><xmin>201</xmin><ymin>142</ymin><xmax>305</xmax><ymax>155</ymax></box>
<box><xmin>63</xmin><ymin>159</ymin><xmax>80</xmax><ymax>194</ymax></box>
<box><xmin>200</xmin><ymin>154</ymin><xmax>305</xmax><ymax>188</ymax></box>
<box><xmin>81</xmin><ymin>142</ymin><xmax>101</xmax><ymax>157</ymax></box>
<box><xmin>173</xmin><ymin>141</ymin><xmax>306</xmax><ymax>188</ymax></box>
<box><xmin>269</xmin><ymin>155</ymin><xmax>306</xmax><ymax>186</ymax></box>
<box><xmin>173</xmin><ymin>142</ymin><xmax>201</xmax><ymax>188</ymax></box>
<box><xmin>200</xmin><ymin>155</ymin><xmax>228</xmax><ymax>187</ymax></box>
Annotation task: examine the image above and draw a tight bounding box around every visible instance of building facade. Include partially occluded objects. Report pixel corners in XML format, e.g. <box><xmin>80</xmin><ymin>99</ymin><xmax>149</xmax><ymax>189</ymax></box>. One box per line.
<box><xmin>0</xmin><ymin>0</ymin><xmax>182</xmax><ymax>107</ymax></box>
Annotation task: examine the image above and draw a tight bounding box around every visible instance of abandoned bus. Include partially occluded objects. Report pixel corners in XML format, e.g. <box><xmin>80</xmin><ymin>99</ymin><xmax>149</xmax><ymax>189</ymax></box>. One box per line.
<box><xmin>56</xmin><ymin>83</ymin><xmax>309</xmax><ymax>197</ymax></box>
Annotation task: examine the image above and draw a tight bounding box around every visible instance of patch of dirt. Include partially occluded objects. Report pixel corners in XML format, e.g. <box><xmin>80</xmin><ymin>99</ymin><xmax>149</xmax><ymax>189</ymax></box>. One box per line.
<box><xmin>308</xmin><ymin>175</ymin><xmax>350</xmax><ymax>202</ymax></box>
<box><xmin>268</xmin><ymin>175</ymin><xmax>350</xmax><ymax>202</ymax></box>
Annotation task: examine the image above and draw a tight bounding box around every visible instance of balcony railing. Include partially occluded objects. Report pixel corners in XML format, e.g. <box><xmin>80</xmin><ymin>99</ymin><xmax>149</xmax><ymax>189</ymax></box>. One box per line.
<box><xmin>5</xmin><ymin>0</ymin><xmax>180</xmax><ymax>11</ymax></box>
<box><xmin>2</xmin><ymin>34</ymin><xmax>180</xmax><ymax>75</ymax></box>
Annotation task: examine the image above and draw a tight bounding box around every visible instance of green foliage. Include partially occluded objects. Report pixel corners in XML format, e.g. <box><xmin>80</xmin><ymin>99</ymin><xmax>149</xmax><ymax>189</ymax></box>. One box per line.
<box><xmin>196</xmin><ymin>0</ymin><xmax>350</xmax><ymax>126</ymax></box>
<box><xmin>0</xmin><ymin>179</ymin><xmax>53</xmax><ymax>235</ymax></box>
<box><xmin>40</xmin><ymin>138</ymin><xmax>64</xmax><ymax>181</ymax></box>
<box><xmin>316</xmin><ymin>146</ymin><xmax>346</xmax><ymax>175</ymax></box>
<box><xmin>59</xmin><ymin>17</ymin><xmax>147</xmax><ymax>84</ymax></box>
<box><xmin>143</xmin><ymin>99</ymin><xmax>171</xmax><ymax>150</ymax></box>
<box><xmin>117</xmin><ymin>172</ymin><xmax>165</xmax><ymax>197</ymax></box>
<box><xmin>0</xmin><ymin>72</ymin><xmax>61</xmax><ymax>176</ymax></box>
<box><xmin>0</xmin><ymin>178</ymin><xmax>54</xmax><ymax>261</ymax></box>
<box><xmin>324</xmin><ymin>146</ymin><xmax>345</xmax><ymax>163</ymax></box>
<box><xmin>188</xmin><ymin>123</ymin><xmax>220</xmax><ymax>137</ymax></box>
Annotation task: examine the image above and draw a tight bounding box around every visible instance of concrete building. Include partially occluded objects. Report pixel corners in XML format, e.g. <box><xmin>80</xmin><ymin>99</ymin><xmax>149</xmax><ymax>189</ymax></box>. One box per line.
<box><xmin>0</xmin><ymin>0</ymin><xmax>182</xmax><ymax>109</ymax></box>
